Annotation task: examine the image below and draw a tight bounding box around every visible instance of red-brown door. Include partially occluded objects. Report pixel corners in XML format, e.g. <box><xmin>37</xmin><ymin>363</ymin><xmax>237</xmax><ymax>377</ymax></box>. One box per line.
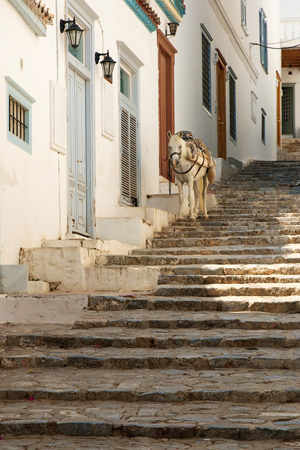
<box><xmin>216</xmin><ymin>52</ymin><xmax>227</xmax><ymax>159</ymax></box>
<box><xmin>158</xmin><ymin>30</ymin><xmax>177</xmax><ymax>180</ymax></box>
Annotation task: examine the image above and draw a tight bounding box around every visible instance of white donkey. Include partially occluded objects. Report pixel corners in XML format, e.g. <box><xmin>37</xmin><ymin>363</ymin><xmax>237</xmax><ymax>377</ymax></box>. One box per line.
<box><xmin>167</xmin><ymin>131</ymin><xmax>216</xmax><ymax>220</ymax></box>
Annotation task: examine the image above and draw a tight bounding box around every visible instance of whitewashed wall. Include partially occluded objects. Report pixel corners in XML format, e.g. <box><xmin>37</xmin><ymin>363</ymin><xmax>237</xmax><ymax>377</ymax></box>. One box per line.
<box><xmin>174</xmin><ymin>0</ymin><xmax>281</xmax><ymax>164</ymax></box>
<box><xmin>0</xmin><ymin>0</ymin><xmax>177</xmax><ymax>264</ymax></box>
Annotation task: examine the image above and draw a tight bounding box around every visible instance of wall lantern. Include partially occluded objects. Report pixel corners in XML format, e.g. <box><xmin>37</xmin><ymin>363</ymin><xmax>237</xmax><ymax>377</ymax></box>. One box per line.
<box><xmin>165</xmin><ymin>22</ymin><xmax>179</xmax><ymax>37</ymax></box>
<box><xmin>95</xmin><ymin>50</ymin><xmax>116</xmax><ymax>81</ymax></box>
<box><xmin>288</xmin><ymin>65</ymin><xmax>293</xmax><ymax>76</ymax></box>
<box><xmin>60</xmin><ymin>17</ymin><xmax>84</xmax><ymax>49</ymax></box>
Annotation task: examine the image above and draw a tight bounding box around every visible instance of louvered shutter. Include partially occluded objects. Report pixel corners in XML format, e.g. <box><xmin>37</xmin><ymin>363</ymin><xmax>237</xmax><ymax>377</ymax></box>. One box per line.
<box><xmin>120</xmin><ymin>103</ymin><xmax>138</xmax><ymax>206</ymax></box>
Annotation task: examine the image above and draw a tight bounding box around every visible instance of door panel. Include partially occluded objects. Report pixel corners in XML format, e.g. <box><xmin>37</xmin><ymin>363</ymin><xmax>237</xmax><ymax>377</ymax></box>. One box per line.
<box><xmin>282</xmin><ymin>86</ymin><xmax>293</xmax><ymax>135</ymax></box>
<box><xmin>68</xmin><ymin>68</ymin><xmax>87</xmax><ymax>234</ymax></box>
<box><xmin>217</xmin><ymin>59</ymin><xmax>226</xmax><ymax>159</ymax></box>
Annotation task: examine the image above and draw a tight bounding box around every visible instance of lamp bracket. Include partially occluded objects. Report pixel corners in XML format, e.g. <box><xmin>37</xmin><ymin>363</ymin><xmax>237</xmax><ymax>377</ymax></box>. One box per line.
<box><xmin>95</xmin><ymin>50</ymin><xmax>109</xmax><ymax>65</ymax></box>
<box><xmin>60</xmin><ymin>18</ymin><xmax>75</xmax><ymax>33</ymax></box>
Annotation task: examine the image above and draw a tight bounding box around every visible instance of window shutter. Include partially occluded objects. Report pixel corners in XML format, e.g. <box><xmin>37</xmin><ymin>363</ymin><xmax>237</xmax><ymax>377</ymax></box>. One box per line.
<box><xmin>241</xmin><ymin>0</ymin><xmax>246</xmax><ymax>27</ymax></box>
<box><xmin>264</xmin><ymin>20</ymin><xmax>268</xmax><ymax>73</ymax></box>
<box><xmin>120</xmin><ymin>105</ymin><xmax>138</xmax><ymax>206</ymax></box>
<box><xmin>259</xmin><ymin>10</ymin><xmax>264</xmax><ymax>66</ymax></box>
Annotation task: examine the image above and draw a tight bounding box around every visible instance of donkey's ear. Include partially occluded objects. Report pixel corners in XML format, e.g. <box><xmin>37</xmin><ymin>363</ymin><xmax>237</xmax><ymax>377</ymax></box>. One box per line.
<box><xmin>167</xmin><ymin>130</ymin><xmax>172</xmax><ymax>139</ymax></box>
<box><xmin>178</xmin><ymin>131</ymin><xmax>183</xmax><ymax>138</ymax></box>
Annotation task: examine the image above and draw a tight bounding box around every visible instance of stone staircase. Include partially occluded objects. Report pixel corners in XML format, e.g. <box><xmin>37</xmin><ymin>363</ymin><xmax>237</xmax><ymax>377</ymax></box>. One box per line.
<box><xmin>278</xmin><ymin>138</ymin><xmax>300</xmax><ymax>161</ymax></box>
<box><xmin>2</xmin><ymin>161</ymin><xmax>300</xmax><ymax>448</ymax></box>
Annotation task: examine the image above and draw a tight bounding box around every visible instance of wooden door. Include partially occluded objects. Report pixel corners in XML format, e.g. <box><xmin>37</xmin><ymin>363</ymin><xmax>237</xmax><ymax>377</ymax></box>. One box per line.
<box><xmin>216</xmin><ymin>56</ymin><xmax>227</xmax><ymax>159</ymax></box>
<box><xmin>282</xmin><ymin>86</ymin><xmax>294</xmax><ymax>136</ymax></box>
<box><xmin>68</xmin><ymin>68</ymin><xmax>87</xmax><ymax>235</ymax></box>
<box><xmin>158</xmin><ymin>30</ymin><xmax>177</xmax><ymax>180</ymax></box>
<box><xmin>276</xmin><ymin>71</ymin><xmax>281</xmax><ymax>147</ymax></box>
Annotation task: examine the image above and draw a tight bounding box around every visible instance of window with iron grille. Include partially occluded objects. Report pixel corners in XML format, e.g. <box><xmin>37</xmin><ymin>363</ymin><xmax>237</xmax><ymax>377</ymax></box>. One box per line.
<box><xmin>202</xmin><ymin>32</ymin><xmax>211</xmax><ymax>113</ymax></box>
<box><xmin>6</xmin><ymin>76</ymin><xmax>35</xmax><ymax>154</ymax></box>
<box><xmin>259</xmin><ymin>9</ymin><xmax>268</xmax><ymax>73</ymax></box>
<box><xmin>241</xmin><ymin>0</ymin><xmax>247</xmax><ymax>31</ymax></box>
<box><xmin>9</xmin><ymin>96</ymin><xmax>28</xmax><ymax>142</ymax></box>
<box><xmin>261</xmin><ymin>109</ymin><xmax>266</xmax><ymax>145</ymax></box>
<box><xmin>229</xmin><ymin>74</ymin><xmax>236</xmax><ymax>142</ymax></box>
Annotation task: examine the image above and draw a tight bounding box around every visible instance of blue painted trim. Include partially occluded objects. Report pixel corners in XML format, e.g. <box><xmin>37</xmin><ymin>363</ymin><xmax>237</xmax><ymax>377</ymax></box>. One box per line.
<box><xmin>124</xmin><ymin>0</ymin><xmax>157</xmax><ymax>32</ymax></box>
<box><xmin>6</xmin><ymin>79</ymin><xmax>34</xmax><ymax>155</ymax></box>
<box><xmin>155</xmin><ymin>0</ymin><xmax>185</xmax><ymax>20</ymax></box>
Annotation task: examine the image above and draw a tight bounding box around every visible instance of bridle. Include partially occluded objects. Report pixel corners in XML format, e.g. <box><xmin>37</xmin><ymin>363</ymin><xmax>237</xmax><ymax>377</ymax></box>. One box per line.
<box><xmin>169</xmin><ymin>149</ymin><xmax>206</xmax><ymax>178</ymax></box>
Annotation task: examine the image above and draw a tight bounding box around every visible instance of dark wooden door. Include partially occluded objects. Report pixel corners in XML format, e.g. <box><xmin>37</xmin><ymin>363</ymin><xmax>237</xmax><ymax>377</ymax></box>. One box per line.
<box><xmin>217</xmin><ymin>58</ymin><xmax>227</xmax><ymax>159</ymax></box>
<box><xmin>282</xmin><ymin>86</ymin><xmax>294</xmax><ymax>135</ymax></box>
<box><xmin>158</xmin><ymin>30</ymin><xmax>177</xmax><ymax>180</ymax></box>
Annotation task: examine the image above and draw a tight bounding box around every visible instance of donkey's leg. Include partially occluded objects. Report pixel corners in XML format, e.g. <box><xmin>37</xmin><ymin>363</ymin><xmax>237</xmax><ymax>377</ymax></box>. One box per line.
<box><xmin>177</xmin><ymin>179</ymin><xmax>184</xmax><ymax>218</ymax></box>
<box><xmin>188</xmin><ymin>176</ymin><xmax>196</xmax><ymax>220</ymax></box>
<box><xmin>193</xmin><ymin>179</ymin><xmax>200</xmax><ymax>217</ymax></box>
<box><xmin>202</xmin><ymin>173</ymin><xmax>209</xmax><ymax>219</ymax></box>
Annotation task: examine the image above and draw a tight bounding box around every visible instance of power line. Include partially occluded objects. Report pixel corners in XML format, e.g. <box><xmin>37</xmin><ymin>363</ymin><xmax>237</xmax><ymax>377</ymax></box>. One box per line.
<box><xmin>250</xmin><ymin>42</ymin><xmax>300</xmax><ymax>50</ymax></box>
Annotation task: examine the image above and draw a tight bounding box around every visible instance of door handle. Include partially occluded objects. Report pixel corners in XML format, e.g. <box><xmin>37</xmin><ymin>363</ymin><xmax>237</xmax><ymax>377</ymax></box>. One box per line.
<box><xmin>77</xmin><ymin>160</ymin><xmax>82</xmax><ymax>163</ymax></box>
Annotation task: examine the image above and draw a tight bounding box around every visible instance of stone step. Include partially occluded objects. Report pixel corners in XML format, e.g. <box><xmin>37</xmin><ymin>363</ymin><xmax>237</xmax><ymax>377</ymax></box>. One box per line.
<box><xmin>75</xmin><ymin>307</ymin><xmax>300</xmax><ymax>328</ymax></box>
<box><xmin>2</xmin><ymin>326</ymin><xmax>300</xmax><ymax>350</ymax></box>
<box><xmin>3</xmin><ymin>437</ymin><xmax>299</xmax><ymax>450</ymax></box>
<box><xmin>158</xmin><ymin>274</ymin><xmax>300</xmax><ymax>286</ymax></box>
<box><xmin>161</xmin><ymin>263</ymin><xmax>300</xmax><ymax>276</ymax></box>
<box><xmin>1</xmin><ymin>367</ymin><xmax>300</xmax><ymax>404</ymax></box>
<box><xmin>1</xmin><ymin>346</ymin><xmax>300</xmax><ymax>370</ymax></box>
<box><xmin>132</xmin><ymin>244</ymin><xmax>300</xmax><ymax>256</ymax></box>
<box><xmin>175</xmin><ymin>217</ymin><xmax>300</xmax><ymax>226</ymax></box>
<box><xmin>150</xmin><ymin>235</ymin><xmax>300</xmax><ymax>249</ymax></box>
<box><xmin>157</xmin><ymin>227</ymin><xmax>300</xmax><ymax>238</ymax></box>
<box><xmin>0</xmin><ymin>400</ymin><xmax>300</xmax><ymax>440</ymax></box>
<box><xmin>100</xmin><ymin>253</ymin><xmax>300</xmax><ymax>266</ymax></box>
<box><xmin>154</xmin><ymin>283</ymin><xmax>300</xmax><ymax>298</ymax></box>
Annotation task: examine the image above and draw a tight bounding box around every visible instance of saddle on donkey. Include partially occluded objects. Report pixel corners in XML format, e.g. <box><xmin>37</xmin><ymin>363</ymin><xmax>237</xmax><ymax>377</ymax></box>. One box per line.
<box><xmin>180</xmin><ymin>130</ymin><xmax>216</xmax><ymax>184</ymax></box>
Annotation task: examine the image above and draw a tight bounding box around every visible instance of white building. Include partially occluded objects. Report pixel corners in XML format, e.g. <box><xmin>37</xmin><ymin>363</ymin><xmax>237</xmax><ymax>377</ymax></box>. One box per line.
<box><xmin>280</xmin><ymin>0</ymin><xmax>300</xmax><ymax>139</ymax></box>
<box><xmin>0</xmin><ymin>0</ymin><xmax>282</xmax><ymax>292</ymax></box>
<box><xmin>174</xmin><ymin>0</ymin><xmax>281</xmax><ymax>169</ymax></box>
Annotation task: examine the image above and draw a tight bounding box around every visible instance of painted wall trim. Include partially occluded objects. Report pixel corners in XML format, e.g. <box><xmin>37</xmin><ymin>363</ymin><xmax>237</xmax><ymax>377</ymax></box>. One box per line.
<box><xmin>5</xmin><ymin>77</ymin><xmax>36</xmax><ymax>103</ymax></box>
<box><xmin>123</xmin><ymin>0</ymin><xmax>157</xmax><ymax>32</ymax></box>
<box><xmin>7</xmin><ymin>0</ymin><xmax>47</xmax><ymax>36</ymax></box>
<box><xmin>208</xmin><ymin>0</ymin><xmax>259</xmax><ymax>84</ymax></box>
<box><xmin>117</xmin><ymin>41</ymin><xmax>144</xmax><ymax>71</ymax></box>
<box><xmin>154</xmin><ymin>0</ymin><xmax>185</xmax><ymax>22</ymax></box>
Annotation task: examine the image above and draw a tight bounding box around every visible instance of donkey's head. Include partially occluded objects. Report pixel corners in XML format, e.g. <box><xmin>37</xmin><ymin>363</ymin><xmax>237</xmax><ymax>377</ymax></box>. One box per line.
<box><xmin>167</xmin><ymin>131</ymin><xmax>184</xmax><ymax>167</ymax></box>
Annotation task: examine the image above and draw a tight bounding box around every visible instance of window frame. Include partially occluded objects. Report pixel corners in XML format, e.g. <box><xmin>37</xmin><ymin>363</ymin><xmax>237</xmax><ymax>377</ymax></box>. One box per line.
<box><xmin>251</xmin><ymin>91</ymin><xmax>258</xmax><ymax>124</ymax></box>
<box><xmin>241</xmin><ymin>0</ymin><xmax>247</xmax><ymax>34</ymax></box>
<box><xmin>201</xmin><ymin>24</ymin><xmax>213</xmax><ymax>116</ymax></box>
<box><xmin>6</xmin><ymin>77</ymin><xmax>35</xmax><ymax>154</ymax></box>
<box><xmin>259</xmin><ymin>9</ymin><xmax>268</xmax><ymax>73</ymax></box>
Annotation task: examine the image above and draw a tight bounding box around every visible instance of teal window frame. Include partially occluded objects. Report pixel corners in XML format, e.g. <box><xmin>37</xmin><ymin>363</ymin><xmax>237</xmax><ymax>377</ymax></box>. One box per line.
<box><xmin>259</xmin><ymin>9</ymin><xmax>268</xmax><ymax>73</ymax></box>
<box><xmin>6</xmin><ymin>77</ymin><xmax>35</xmax><ymax>154</ymax></box>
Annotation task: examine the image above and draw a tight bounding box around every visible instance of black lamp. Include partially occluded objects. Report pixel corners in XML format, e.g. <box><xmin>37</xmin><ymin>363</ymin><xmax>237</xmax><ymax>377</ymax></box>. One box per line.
<box><xmin>60</xmin><ymin>17</ymin><xmax>84</xmax><ymax>49</ymax></box>
<box><xmin>288</xmin><ymin>65</ymin><xmax>293</xmax><ymax>75</ymax></box>
<box><xmin>166</xmin><ymin>22</ymin><xmax>179</xmax><ymax>37</ymax></box>
<box><xmin>95</xmin><ymin>50</ymin><xmax>116</xmax><ymax>81</ymax></box>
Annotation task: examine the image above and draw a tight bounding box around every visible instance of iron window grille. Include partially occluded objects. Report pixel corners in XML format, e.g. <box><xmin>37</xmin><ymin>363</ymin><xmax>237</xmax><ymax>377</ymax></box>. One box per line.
<box><xmin>261</xmin><ymin>109</ymin><xmax>267</xmax><ymax>145</ymax></box>
<box><xmin>229</xmin><ymin>74</ymin><xmax>237</xmax><ymax>142</ymax></box>
<box><xmin>9</xmin><ymin>95</ymin><xmax>28</xmax><ymax>142</ymax></box>
<box><xmin>202</xmin><ymin>32</ymin><xmax>211</xmax><ymax>113</ymax></box>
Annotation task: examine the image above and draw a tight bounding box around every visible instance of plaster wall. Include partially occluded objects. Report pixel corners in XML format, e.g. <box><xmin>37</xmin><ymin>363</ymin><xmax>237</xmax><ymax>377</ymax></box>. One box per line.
<box><xmin>174</xmin><ymin>0</ymin><xmax>281</xmax><ymax>165</ymax></box>
<box><xmin>0</xmin><ymin>0</ymin><xmax>174</xmax><ymax>264</ymax></box>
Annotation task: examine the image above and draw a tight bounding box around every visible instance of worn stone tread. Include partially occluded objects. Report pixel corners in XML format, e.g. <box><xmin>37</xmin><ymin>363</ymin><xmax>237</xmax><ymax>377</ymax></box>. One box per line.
<box><xmin>0</xmin><ymin>400</ymin><xmax>299</xmax><ymax>439</ymax></box>
<box><xmin>2</xmin><ymin>436</ymin><xmax>300</xmax><ymax>450</ymax></box>
<box><xmin>0</xmin><ymin>368</ymin><xmax>299</xmax><ymax>403</ymax></box>
<box><xmin>1</xmin><ymin>345</ymin><xmax>300</xmax><ymax>370</ymax></box>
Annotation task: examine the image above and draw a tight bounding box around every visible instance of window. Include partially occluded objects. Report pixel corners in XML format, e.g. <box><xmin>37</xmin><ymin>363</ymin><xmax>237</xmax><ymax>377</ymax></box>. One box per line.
<box><xmin>241</xmin><ymin>0</ymin><xmax>247</xmax><ymax>32</ymax></box>
<box><xmin>6</xmin><ymin>77</ymin><xmax>35</xmax><ymax>154</ymax></box>
<box><xmin>259</xmin><ymin>9</ymin><xmax>268</xmax><ymax>73</ymax></box>
<box><xmin>120</xmin><ymin>67</ymin><xmax>131</xmax><ymax>99</ymax></box>
<box><xmin>251</xmin><ymin>91</ymin><xmax>258</xmax><ymax>123</ymax></box>
<box><xmin>201</xmin><ymin>26</ymin><xmax>212</xmax><ymax>114</ymax></box>
<box><xmin>229</xmin><ymin>68</ymin><xmax>237</xmax><ymax>142</ymax></box>
<box><xmin>9</xmin><ymin>96</ymin><xmax>28</xmax><ymax>142</ymax></box>
<box><xmin>261</xmin><ymin>108</ymin><xmax>267</xmax><ymax>144</ymax></box>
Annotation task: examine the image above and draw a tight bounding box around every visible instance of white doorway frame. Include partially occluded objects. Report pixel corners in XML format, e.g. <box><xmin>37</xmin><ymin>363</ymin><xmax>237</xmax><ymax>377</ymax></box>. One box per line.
<box><xmin>66</xmin><ymin>0</ymin><xmax>98</xmax><ymax>237</ymax></box>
